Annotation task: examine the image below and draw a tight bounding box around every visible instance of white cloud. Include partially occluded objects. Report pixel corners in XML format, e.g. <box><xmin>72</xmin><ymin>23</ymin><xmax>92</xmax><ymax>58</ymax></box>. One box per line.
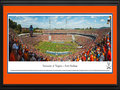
<box><xmin>86</xmin><ymin>21</ymin><xmax>90</xmax><ymax>25</ymax></box>
<box><xmin>60</xmin><ymin>16</ymin><xmax>64</xmax><ymax>18</ymax></box>
<box><xmin>50</xmin><ymin>16</ymin><xmax>59</xmax><ymax>23</ymax></box>
<box><xmin>94</xmin><ymin>20</ymin><xmax>96</xmax><ymax>22</ymax></box>
<box><xmin>54</xmin><ymin>16</ymin><xmax>58</xmax><ymax>19</ymax></box>
<box><xmin>34</xmin><ymin>17</ymin><xmax>38</xmax><ymax>21</ymax></box>
<box><xmin>101</xmin><ymin>19</ymin><xmax>104</xmax><ymax>22</ymax></box>
<box><xmin>67</xmin><ymin>16</ymin><xmax>71</xmax><ymax>19</ymax></box>
<box><xmin>56</xmin><ymin>22</ymin><xmax>62</xmax><ymax>25</ymax></box>
<box><xmin>91</xmin><ymin>16</ymin><xmax>96</xmax><ymax>18</ymax></box>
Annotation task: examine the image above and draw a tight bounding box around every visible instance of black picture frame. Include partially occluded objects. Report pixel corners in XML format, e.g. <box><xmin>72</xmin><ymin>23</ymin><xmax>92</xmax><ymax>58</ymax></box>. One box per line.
<box><xmin>0</xmin><ymin>0</ymin><xmax>120</xmax><ymax>89</ymax></box>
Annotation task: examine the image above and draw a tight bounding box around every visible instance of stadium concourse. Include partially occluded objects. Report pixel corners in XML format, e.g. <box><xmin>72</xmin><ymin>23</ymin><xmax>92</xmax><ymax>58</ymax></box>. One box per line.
<box><xmin>9</xmin><ymin>28</ymin><xmax>111</xmax><ymax>61</ymax></box>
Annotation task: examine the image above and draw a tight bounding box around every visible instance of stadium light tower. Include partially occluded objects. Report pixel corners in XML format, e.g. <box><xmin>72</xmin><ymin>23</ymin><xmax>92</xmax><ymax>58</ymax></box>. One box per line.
<box><xmin>107</xmin><ymin>16</ymin><xmax>111</xmax><ymax>29</ymax></box>
<box><xmin>48</xmin><ymin>17</ymin><xmax>51</xmax><ymax>41</ymax></box>
<box><xmin>49</xmin><ymin>17</ymin><xmax>51</xmax><ymax>30</ymax></box>
<box><xmin>66</xmin><ymin>19</ymin><xmax>67</xmax><ymax>30</ymax></box>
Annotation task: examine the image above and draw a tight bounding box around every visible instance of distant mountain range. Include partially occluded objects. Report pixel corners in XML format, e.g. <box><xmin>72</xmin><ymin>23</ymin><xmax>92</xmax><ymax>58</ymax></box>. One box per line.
<box><xmin>98</xmin><ymin>27</ymin><xmax>110</xmax><ymax>29</ymax></box>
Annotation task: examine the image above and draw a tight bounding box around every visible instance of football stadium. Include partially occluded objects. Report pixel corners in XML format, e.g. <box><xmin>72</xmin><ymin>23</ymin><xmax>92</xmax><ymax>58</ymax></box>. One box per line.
<box><xmin>9</xmin><ymin>15</ymin><xmax>112</xmax><ymax>61</ymax></box>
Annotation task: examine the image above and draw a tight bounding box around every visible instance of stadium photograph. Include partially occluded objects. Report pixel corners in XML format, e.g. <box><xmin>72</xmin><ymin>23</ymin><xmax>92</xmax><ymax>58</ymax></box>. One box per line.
<box><xmin>8</xmin><ymin>14</ymin><xmax>112</xmax><ymax>62</ymax></box>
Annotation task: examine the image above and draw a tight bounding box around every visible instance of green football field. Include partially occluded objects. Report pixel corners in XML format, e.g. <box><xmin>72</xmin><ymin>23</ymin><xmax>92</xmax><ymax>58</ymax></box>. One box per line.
<box><xmin>35</xmin><ymin>41</ymin><xmax>78</xmax><ymax>57</ymax></box>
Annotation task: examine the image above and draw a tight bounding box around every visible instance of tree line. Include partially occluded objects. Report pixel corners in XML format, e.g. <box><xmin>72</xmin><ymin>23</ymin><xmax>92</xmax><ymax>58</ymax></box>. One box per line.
<box><xmin>9</xmin><ymin>19</ymin><xmax>22</xmax><ymax>32</ymax></box>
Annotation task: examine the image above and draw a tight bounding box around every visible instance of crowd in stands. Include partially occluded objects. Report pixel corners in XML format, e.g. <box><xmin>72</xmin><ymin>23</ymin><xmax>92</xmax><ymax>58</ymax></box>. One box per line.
<box><xmin>80</xmin><ymin>32</ymin><xmax>111</xmax><ymax>61</ymax></box>
<box><xmin>9</xmin><ymin>29</ymin><xmax>111</xmax><ymax>61</ymax></box>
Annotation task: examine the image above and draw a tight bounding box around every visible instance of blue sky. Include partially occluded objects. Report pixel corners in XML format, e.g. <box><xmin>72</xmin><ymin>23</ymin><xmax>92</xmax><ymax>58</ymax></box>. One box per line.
<box><xmin>9</xmin><ymin>15</ymin><xmax>111</xmax><ymax>29</ymax></box>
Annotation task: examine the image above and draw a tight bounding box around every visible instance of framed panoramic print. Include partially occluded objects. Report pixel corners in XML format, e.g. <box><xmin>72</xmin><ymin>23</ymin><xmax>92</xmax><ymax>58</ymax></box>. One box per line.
<box><xmin>0</xmin><ymin>0</ymin><xmax>120</xmax><ymax>90</ymax></box>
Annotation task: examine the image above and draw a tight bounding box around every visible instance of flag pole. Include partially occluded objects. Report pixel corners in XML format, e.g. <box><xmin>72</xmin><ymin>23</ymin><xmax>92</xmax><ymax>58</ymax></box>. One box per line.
<box><xmin>107</xmin><ymin>16</ymin><xmax>111</xmax><ymax>29</ymax></box>
<box><xmin>109</xmin><ymin>16</ymin><xmax>111</xmax><ymax>29</ymax></box>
